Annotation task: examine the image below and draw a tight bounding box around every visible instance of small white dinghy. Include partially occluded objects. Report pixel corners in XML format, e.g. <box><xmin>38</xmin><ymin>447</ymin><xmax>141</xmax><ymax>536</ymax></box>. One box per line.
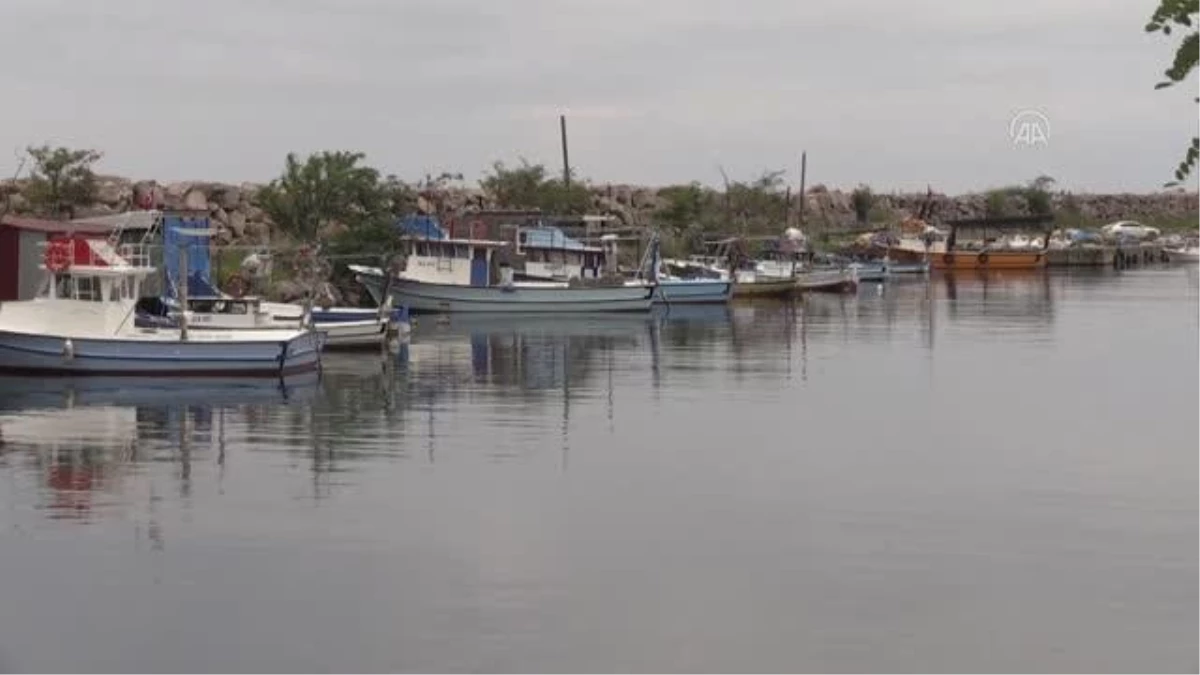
<box><xmin>0</xmin><ymin>231</ymin><xmax>321</xmax><ymax>376</ymax></box>
<box><xmin>1163</xmin><ymin>244</ymin><xmax>1200</xmax><ymax>263</ymax></box>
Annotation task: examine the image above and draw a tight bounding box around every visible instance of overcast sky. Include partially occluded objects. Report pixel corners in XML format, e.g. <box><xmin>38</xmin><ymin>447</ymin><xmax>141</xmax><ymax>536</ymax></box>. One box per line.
<box><xmin>0</xmin><ymin>0</ymin><xmax>1195</xmax><ymax>193</ymax></box>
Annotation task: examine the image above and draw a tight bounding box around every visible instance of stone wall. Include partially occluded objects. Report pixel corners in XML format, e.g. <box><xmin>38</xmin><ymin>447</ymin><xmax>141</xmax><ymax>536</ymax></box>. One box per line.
<box><xmin>3</xmin><ymin>175</ymin><xmax>1196</xmax><ymax>248</ymax></box>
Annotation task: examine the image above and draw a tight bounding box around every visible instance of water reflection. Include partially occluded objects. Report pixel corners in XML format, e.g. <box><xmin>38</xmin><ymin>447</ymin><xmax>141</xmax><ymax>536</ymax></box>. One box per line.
<box><xmin>0</xmin><ymin>274</ymin><xmax>1080</xmax><ymax>521</ymax></box>
<box><xmin>0</xmin><ymin>270</ymin><xmax>1195</xmax><ymax>672</ymax></box>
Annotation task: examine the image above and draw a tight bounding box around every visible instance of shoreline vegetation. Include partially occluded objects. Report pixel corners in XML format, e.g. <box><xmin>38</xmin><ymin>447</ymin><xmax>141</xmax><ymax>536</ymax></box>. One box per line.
<box><xmin>2</xmin><ymin>145</ymin><xmax>1197</xmax><ymax>302</ymax></box>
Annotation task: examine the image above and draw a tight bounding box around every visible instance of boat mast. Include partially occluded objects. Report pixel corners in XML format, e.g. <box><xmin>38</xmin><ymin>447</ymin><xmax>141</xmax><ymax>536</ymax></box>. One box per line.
<box><xmin>178</xmin><ymin>243</ymin><xmax>189</xmax><ymax>341</ymax></box>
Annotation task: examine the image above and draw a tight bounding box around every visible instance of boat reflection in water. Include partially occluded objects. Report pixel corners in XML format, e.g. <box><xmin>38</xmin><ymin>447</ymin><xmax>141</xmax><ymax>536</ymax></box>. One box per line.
<box><xmin>0</xmin><ymin>373</ymin><xmax>321</xmax><ymax>521</ymax></box>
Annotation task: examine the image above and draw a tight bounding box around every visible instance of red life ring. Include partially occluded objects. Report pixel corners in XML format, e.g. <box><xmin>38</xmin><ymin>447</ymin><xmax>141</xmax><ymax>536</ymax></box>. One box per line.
<box><xmin>44</xmin><ymin>240</ymin><xmax>72</xmax><ymax>272</ymax></box>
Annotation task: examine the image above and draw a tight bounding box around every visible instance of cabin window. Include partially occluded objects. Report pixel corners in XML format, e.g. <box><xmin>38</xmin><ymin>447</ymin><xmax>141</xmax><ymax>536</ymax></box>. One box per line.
<box><xmin>454</xmin><ymin>244</ymin><xmax>469</xmax><ymax>259</ymax></box>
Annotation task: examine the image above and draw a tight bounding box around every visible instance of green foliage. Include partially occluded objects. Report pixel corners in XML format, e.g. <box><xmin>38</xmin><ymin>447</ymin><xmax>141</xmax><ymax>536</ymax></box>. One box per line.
<box><xmin>850</xmin><ymin>185</ymin><xmax>873</xmax><ymax>224</ymax></box>
<box><xmin>257</xmin><ymin>151</ymin><xmax>396</xmax><ymax>254</ymax></box>
<box><xmin>1023</xmin><ymin>175</ymin><xmax>1055</xmax><ymax>215</ymax></box>
<box><xmin>984</xmin><ymin>189</ymin><xmax>1010</xmax><ymax>217</ymax></box>
<box><xmin>24</xmin><ymin>144</ymin><xmax>102</xmax><ymax>219</ymax></box>
<box><xmin>1146</xmin><ymin>0</ymin><xmax>1199</xmax><ymax>184</ymax></box>
<box><xmin>655</xmin><ymin>182</ymin><xmax>712</xmax><ymax>230</ymax></box>
<box><xmin>480</xmin><ymin>159</ymin><xmax>591</xmax><ymax>213</ymax></box>
<box><xmin>721</xmin><ymin>169</ymin><xmax>789</xmax><ymax>233</ymax></box>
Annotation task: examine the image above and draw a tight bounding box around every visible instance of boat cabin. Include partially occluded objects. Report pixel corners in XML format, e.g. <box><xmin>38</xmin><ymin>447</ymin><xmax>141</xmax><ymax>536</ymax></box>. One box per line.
<box><xmin>515</xmin><ymin>226</ymin><xmax>606</xmax><ymax>281</ymax></box>
<box><xmin>39</xmin><ymin>235</ymin><xmax>151</xmax><ymax>304</ymax></box>
<box><xmin>401</xmin><ymin>236</ymin><xmax>511</xmax><ymax>287</ymax></box>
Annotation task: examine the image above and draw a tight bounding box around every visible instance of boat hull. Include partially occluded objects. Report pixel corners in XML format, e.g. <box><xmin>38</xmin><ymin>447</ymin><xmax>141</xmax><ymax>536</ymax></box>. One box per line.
<box><xmin>655</xmin><ymin>279</ymin><xmax>733</xmax><ymax>304</ymax></box>
<box><xmin>359</xmin><ymin>274</ymin><xmax>655</xmax><ymax>314</ymax></box>
<box><xmin>0</xmin><ymin>329</ymin><xmax>322</xmax><ymax>376</ymax></box>
<box><xmin>1163</xmin><ymin>248</ymin><xmax>1200</xmax><ymax>263</ymax></box>
<box><xmin>884</xmin><ymin>261</ymin><xmax>930</xmax><ymax>274</ymax></box>
<box><xmin>798</xmin><ymin>269</ymin><xmax>859</xmax><ymax>293</ymax></box>
<box><xmin>929</xmin><ymin>250</ymin><xmax>1047</xmax><ymax>270</ymax></box>
<box><xmin>320</xmin><ymin>319</ymin><xmax>392</xmax><ymax>350</ymax></box>
<box><xmin>732</xmin><ymin>278</ymin><xmax>797</xmax><ymax>299</ymax></box>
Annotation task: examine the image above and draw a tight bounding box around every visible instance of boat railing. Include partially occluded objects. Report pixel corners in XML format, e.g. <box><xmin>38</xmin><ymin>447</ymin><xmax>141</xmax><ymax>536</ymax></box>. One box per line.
<box><xmin>116</xmin><ymin>243</ymin><xmax>153</xmax><ymax>269</ymax></box>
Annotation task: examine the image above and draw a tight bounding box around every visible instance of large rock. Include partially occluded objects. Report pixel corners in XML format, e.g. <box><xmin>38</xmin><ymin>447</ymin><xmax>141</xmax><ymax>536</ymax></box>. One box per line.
<box><xmin>213</xmin><ymin>185</ymin><xmax>242</xmax><ymax>210</ymax></box>
<box><xmin>244</xmin><ymin>220</ymin><xmax>271</xmax><ymax>244</ymax></box>
<box><xmin>132</xmin><ymin>181</ymin><xmax>161</xmax><ymax>209</ymax></box>
<box><xmin>227</xmin><ymin>211</ymin><xmax>247</xmax><ymax>238</ymax></box>
<box><xmin>182</xmin><ymin>187</ymin><xmax>208</xmax><ymax>211</ymax></box>
<box><xmin>94</xmin><ymin>176</ymin><xmax>130</xmax><ymax>206</ymax></box>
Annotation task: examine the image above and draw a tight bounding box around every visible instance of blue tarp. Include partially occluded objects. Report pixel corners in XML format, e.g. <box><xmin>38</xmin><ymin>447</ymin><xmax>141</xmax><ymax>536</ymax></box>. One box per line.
<box><xmin>162</xmin><ymin>215</ymin><xmax>221</xmax><ymax>298</ymax></box>
<box><xmin>395</xmin><ymin>214</ymin><xmax>447</xmax><ymax>240</ymax></box>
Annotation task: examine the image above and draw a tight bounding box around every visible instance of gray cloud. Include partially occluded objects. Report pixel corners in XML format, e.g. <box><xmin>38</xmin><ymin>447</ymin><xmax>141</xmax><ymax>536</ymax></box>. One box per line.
<box><xmin>0</xmin><ymin>0</ymin><xmax>1193</xmax><ymax>193</ymax></box>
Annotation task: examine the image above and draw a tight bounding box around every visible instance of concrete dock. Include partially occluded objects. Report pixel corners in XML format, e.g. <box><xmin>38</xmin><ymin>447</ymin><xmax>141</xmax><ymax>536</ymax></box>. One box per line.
<box><xmin>1046</xmin><ymin>244</ymin><xmax>1169</xmax><ymax>268</ymax></box>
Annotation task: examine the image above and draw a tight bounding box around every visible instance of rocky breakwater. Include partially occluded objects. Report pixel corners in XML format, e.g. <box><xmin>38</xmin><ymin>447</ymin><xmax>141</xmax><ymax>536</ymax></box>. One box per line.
<box><xmin>83</xmin><ymin>175</ymin><xmax>274</xmax><ymax>245</ymax></box>
<box><xmin>6</xmin><ymin>175</ymin><xmax>1196</xmax><ymax>239</ymax></box>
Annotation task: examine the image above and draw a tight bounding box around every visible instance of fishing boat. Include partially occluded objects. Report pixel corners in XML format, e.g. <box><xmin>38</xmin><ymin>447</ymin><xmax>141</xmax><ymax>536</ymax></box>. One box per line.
<box><xmin>0</xmin><ymin>230</ymin><xmax>322</xmax><ymax>376</ymax></box>
<box><xmin>883</xmin><ymin>259</ymin><xmax>930</xmax><ymax>275</ymax></box>
<box><xmin>928</xmin><ymin>215</ymin><xmax>1054</xmax><ymax>271</ymax></box>
<box><xmin>797</xmin><ymin>266</ymin><xmax>859</xmax><ymax>293</ymax></box>
<box><xmin>697</xmin><ymin>236</ymin><xmax>801</xmax><ymax>299</ymax></box>
<box><xmin>348</xmin><ymin>215</ymin><xmax>655</xmax><ymax>314</ymax></box>
<box><xmin>634</xmin><ymin>234</ymin><xmax>733</xmax><ymax>304</ymax></box>
<box><xmin>137</xmin><ymin>217</ymin><xmax>407</xmax><ymax>349</ymax></box>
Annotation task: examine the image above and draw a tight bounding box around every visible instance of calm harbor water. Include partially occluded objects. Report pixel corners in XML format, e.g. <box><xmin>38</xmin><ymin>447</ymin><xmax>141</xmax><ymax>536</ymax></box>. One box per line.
<box><xmin>0</xmin><ymin>267</ymin><xmax>1196</xmax><ymax>673</ymax></box>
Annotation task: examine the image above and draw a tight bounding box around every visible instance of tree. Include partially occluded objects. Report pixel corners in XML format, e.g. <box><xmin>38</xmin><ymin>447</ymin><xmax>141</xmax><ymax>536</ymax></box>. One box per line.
<box><xmin>655</xmin><ymin>182</ymin><xmax>710</xmax><ymax>230</ymax></box>
<box><xmin>23</xmin><ymin>144</ymin><xmax>102</xmax><ymax>219</ymax></box>
<box><xmin>1023</xmin><ymin>175</ymin><xmax>1055</xmax><ymax>215</ymax></box>
<box><xmin>722</xmin><ymin>169</ymin><xmax>789</xmax><ymax>233</ymax></box>
<box><xmin>0</xmin><ymin>152</ymin><xmax>28</xmax><ymax>221</ymax></box>
<box><xmin>480</xmin><ymin>159</ymin><xmax>591</xmax><ymax>213</ymax></box>
<box><xmin>1146</xmin><ymin>0</ymin><xmax>1199</xmax><ymax>185</ymax></box>
<box><xmin>850</xmin><ymin>185</ymin><xmax>874</xmax><ymax>224</ymax></box>
<box><xmin>985</xmin><ymin>189</ymin><xmax>1010</xmax><ymax>218</ymax></box>
<box><xmin>257</xmin><ymin>151</ymin><xmax>391</xmax><ymax>245</ymax></box>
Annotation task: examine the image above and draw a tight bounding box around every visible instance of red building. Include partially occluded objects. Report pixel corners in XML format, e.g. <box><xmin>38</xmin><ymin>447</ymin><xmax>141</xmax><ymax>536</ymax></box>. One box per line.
<box><xmin>0</xmin><ymin>215</ymin><xmax>117</xmax><ymax>301</ymax></box>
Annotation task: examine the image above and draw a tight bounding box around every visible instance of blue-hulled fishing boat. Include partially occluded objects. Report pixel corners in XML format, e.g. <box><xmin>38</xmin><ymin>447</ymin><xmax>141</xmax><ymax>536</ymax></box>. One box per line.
<box><xmin>635</xmin><ymin>233</ymin><xmax>732</xmax><ymax>304</ymax></box>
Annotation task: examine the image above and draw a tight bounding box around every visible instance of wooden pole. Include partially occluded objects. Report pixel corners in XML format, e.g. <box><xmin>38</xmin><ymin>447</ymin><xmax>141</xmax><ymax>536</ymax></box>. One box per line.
<box><xmin>559</xmin><ymin>114</ymin><xmax>571</xmax><ymax>192</ymax></box>
<box><xmin>798</xmin><ymin>151</ymin><xmax>807</xmax><ymax>227</ymax></box>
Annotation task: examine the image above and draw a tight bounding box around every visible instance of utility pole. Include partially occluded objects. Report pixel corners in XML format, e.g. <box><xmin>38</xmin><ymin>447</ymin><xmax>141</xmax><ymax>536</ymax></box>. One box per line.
<box><xmin>798</xmin><ymin>151</ymin><xmax>807</xmax><ymax>226</ymax></box>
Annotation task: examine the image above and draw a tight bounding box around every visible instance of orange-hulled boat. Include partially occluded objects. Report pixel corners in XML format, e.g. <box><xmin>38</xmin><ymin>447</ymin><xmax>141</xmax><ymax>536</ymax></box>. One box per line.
<box><xmin>929</xmin><ymin>214</ymin><xmax>1054</xmax><ymax>272</ymax></box>
<box><xmin>929</xmin><ymin>249</ymin><xmax>1046</xmax><ymax>270</ymax></box>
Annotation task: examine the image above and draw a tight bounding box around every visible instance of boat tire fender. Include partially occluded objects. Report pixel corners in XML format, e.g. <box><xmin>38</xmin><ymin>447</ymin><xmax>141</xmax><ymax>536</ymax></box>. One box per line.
<box><xmin>942</xmin><ymin>253</ymin><xmax>955</xmax><ymax>265</ymax></box>
<box><xmin>978</xmin><ymin>252</ymin><xmax>989</xmax><ymax>265</ymax></box>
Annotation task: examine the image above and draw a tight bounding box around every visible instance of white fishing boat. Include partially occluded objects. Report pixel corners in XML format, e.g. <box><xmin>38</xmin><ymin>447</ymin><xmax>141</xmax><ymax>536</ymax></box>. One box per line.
<box><xmin>139</xmin><ymin>218</ymin><xmax>407</xmax><ymax>350</ymax></box>
<box><xmin>796</xmin><ymin>266</ymin><xmax>859</xmax><ymax>293</ymax></box>
<box><xmin>140</xmin><ymin>295</ymin><xmax>403</xmax><ymax>350</ymax></box>
<box><xmin>349</xmin><ymin>216</ymin><xmax>655</xmax><ymax>314</ymax></box>
<box><xmin>0</xmin><ymin>228</ymin><xmax>322</xmax><ymax>376</ymax></box>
